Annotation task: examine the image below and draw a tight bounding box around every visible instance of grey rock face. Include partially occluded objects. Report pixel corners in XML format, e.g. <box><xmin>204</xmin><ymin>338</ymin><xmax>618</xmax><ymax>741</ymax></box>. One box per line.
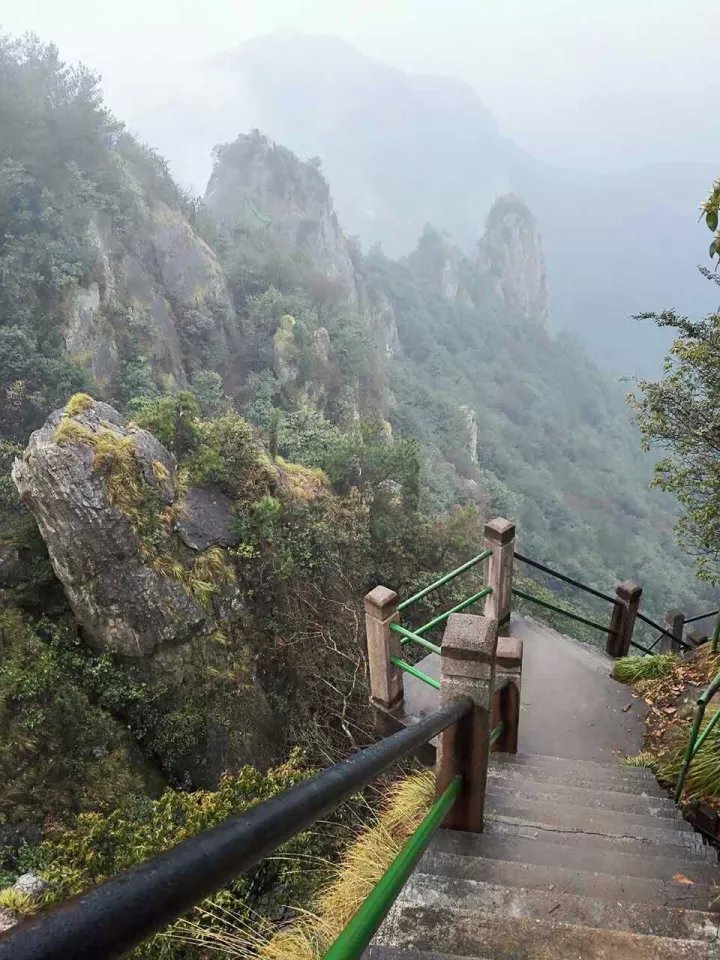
<box><xmin>205</xmin><ymin>132</ymin><xmax>363</xmax><ymax>310</ymax></box>
<box><xmin>12</xmin><ymin>873</ymin><xmax>48</xmax><ymax>898</ymax></box>
<box><xmin>476</xmin><ymin>194</ymin><xmax>549</xmax><ymax>326</ymax></box>
<box><xmin>12</xmin><ymin>401</ymin><xmax>212</xmax><ymax>657</ymax></box>
<box><xmin>62</xmin><ymin>196</ymin><xmax>237</xmax><ymax>391</ymax></box>
<box><xmin>460</xmin><ymin>406</ymin><xmax>478</xmax><ymax>463</ymax></box>
<box><xmin>176</xmin><ymin>487</ymin><xmax>240</xmax><ymax>551</ymax></box>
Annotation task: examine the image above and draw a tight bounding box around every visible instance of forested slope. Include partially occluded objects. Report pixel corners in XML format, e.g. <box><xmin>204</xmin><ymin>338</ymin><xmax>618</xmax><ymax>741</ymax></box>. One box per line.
<box><xmin>0</xmin><ymin>33</ymin><xmax>714</xmax><ymax>951</ymax></box>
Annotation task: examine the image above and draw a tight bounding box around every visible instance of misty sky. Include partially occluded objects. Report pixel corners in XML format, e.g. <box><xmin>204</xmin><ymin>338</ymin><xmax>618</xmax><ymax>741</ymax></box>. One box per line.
<box><xmin>2</xmin><ymin>0</ymin><xmax>719</xmax><ymax>176</ymax></box>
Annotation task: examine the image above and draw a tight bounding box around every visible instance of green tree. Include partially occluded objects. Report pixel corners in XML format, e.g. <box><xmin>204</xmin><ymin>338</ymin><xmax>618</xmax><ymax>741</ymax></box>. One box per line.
<box><xmin>629</xmin><ymin>180</ymin><xmax>720</xmax><ymax>582</ymax></box>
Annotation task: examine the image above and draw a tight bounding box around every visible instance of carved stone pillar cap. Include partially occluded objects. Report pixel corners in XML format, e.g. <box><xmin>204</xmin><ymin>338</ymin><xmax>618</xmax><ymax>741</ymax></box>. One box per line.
<box><xmin>363</xmin><ymin>585</ymin><xmax>398</xmax><ymax>616</ymax></box>
<box><xmin>442</xmin><ymin>613</ymin><xmax>497</xmax><ymax>664</ymax></box>
<box><xmin>484</xmin><ymin>518</ymin><xmax>515</xmax><ymax>544</ymax></box>
<box><xmin>496</xmin><ymin>636</ymin><xmax>523</xmax><ymax>669</ymax></box>
<box><xmin>616</xmin><ymin>580</ymin><xmax>642</xmax><ymax>601</ymax></box>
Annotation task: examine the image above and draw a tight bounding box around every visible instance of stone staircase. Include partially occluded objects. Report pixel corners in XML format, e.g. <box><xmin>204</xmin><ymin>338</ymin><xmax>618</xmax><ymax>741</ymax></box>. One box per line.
<box><xmin>367</xmin><ymin>753</ymin><xmax>720</xmax><ymax>958</ymax></box>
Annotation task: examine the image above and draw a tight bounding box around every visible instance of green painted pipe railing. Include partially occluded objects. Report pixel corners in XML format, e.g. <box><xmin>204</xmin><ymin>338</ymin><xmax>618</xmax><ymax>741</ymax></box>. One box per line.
<box><xmin>511</xmin><ymin>586</ymin><xmax>616</xmax><ymax>636</ymax></box>
<box><xmin>390</xmin><ymin>657</ymin><xmax>440</xmax><ymax>690</ymax></box>
<box><xmin>490</xmin><ymin>720</ymin><xmax>504</xmax><ymax>746</ymax></box>
<box><xmin>322</xmin><ymin>775</ymin><xmax>461</xmax><ymax>959</ymax></box>
<box><xmin>390</xmin><ymin>623</ymin><xmax>441</xmax><ymax>656</ymax></box>
<box><xmin>414</xmin><ymin>586</ymin><xmax>493</xmax><ymax>636</ymax></box>
<box><xmin>674</xmin><ymin>662</ymin><xmax>720</xmax><ymax>803</ymax></box>
<box><xmin>398</xmin><ymin>548</ymin><xmax>492</xmax><ymax>612</ymax></box>
<box><xmin>712</xmin><ymin>613</ymin><xmax>720</xmax><ymax>655</ymax></box>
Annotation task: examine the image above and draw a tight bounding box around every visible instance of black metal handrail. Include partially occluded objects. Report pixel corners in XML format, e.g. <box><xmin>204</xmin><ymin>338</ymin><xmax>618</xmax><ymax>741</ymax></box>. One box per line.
<box><xmin>684</xmin><ymin>609</ymin><xmax>720</xmax><ymax>625</ymax></box>
<box><xmin>635</xmin><ymin>611</ymin><xmax>693</xmax><ymax>652</ymax></box>
<box><xmin>0</xmin><ymin>699</ymin><xmax>472</xmax><ymax>960</ymax></box>
<box><xmin>514</xmin><ymin>551</ymin><xmax>619</xmax><ymax>606</ymax></box>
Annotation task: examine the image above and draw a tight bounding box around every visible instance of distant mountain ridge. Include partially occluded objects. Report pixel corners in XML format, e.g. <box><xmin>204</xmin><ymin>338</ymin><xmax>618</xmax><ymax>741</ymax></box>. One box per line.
<box><xmin>142</xmin><ymin>30</ymin><xmax>717</xmax><ymax>376</ymax></box>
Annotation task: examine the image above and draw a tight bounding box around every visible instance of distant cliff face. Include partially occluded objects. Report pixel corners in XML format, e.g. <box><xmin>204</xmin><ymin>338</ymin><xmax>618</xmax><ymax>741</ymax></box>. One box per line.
<box><xmin>205</xmin><ymin>132</ymin><xmax>364</xmax><ymax>311</ymax></box>
<box><xmin>63</xmin><ymin>196</ymin><xmax>238</xmax><ymax>393</ymax></box>
<box><xmin>475</xmin><ymin>195</ymin><xmax>549</xmax><ymax>326</ymax></box>
<box><xmin>203</xmin><ymin>132</ymin><xmax>399</xmax><ymax>419</ymax></box>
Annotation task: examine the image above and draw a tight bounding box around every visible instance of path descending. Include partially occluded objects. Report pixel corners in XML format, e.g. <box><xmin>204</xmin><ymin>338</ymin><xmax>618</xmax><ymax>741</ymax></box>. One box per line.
<box><xmin>400</xmin><ymin>614</ymin><xmax>647</xmax><ymax>762</ymax></box>
<box><xmin>368</xmin><ymin>615</ymin><xmax>720</xmax><ymax>959</ymax></box>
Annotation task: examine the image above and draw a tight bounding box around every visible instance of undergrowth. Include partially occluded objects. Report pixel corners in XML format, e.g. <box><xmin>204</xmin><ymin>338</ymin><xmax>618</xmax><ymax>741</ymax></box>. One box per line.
<box><xmin>615</xmin><ymin>644</ymin><xmax>720</xmax><ymax>802</ymax></box>
<box><xmin>169</xmin><ymin>771</ymin><xmax>435</xmax><ymax>959</ymax></box>
<box><xmin>612</xmin><ymin>653</ymin><xmax>678</xmax><ymax>684</ymax></box>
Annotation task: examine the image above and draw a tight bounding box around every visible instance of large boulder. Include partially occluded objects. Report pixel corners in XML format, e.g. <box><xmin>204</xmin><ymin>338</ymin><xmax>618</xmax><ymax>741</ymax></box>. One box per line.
<box><xmin>12</xmin><ymin>399</ymin><xmax>215</xmax><ymax>657</ymax></box>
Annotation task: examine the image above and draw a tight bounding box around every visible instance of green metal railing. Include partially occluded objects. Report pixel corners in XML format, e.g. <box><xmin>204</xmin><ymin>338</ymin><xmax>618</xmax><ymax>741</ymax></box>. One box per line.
<box><xmin>398</xmin><ymin>549</ymin><xmax>491</xmax><ymax>612</ymax></box>
<box><xmin>674</xmin><ymin>665</ymin><xmax>720</xmax><ymax>803</ymax></box>
<box><xmin>511</xmin><ymin>586</ymin><xmax>616</xmax><ymax>637</ymax></box>
<box><xmin>390</xmin><ymin>657</ymin><xmax>440</xmax><ymax>690</ymax></box>
<box><xmin>390</xmin><ymin>623</ymin><xmax>441</xmax><ymax>656</ymax></box>
<box><xmin>322</xmin><ymin>776</ymin><xmax>461</xmax><ymax>959</ymax></box>
<box><xmin>392</xmin><ymin>549</ymin><xmax>493</xmax><ymax>660</ymax></box>
<box><xmin>490</xmin><ymin>720</ymin><xmax>504</xmax><ymax>746</ymax></box>
<box><xmin>674</xmin><ymin>612</ymin><xmax>720</xmax><ymax>803</ymax></box>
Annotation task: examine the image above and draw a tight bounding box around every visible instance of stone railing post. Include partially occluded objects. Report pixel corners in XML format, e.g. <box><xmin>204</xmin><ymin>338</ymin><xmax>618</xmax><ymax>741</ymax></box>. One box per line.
<box><xmin>493</xmin><ymin>637</ymin><xmax>523</xmax><ymax>753</ymax></box>
<box><xmin>660</xmin><ymin>609</ymin><xmax>685</xmax><ymax>654</ymax></box>
<box><xmin>364</xmin><ymin>586</ymin><xmax>403</xmax><ymax>717</ymax></box>
<box><xmin>483</xmin><ymin>518</ymin><xmax>515</xmax><ymax>634</ymax></box>
<box><xmin>435</xmin><ymin>613</ymin><xmax>497</xmax><ymax>833</ymax></box>
<box><xmin>606</xmin><ymin>581</ymin><xmax>642</xmax><ymax>658</ymax></box>
<box><xmin>687</xmin><ymin>628</ymin><xmax>710</xmax><ymax>650</ymax></box>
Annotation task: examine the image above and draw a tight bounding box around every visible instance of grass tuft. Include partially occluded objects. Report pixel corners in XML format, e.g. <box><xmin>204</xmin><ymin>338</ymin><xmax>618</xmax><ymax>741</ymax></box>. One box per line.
<box><xmin>621</xmin><ymin>751</ymin><xmax>656</xmax><ymax>768</ymax></box>
<box><xmin>0</xmin><ymin>888</ymin><xmax>34</xmax><ymax>916</ymax></box>
<box><xmin>63</xmin><ymin>392</ymin><xmax>94</xmax><ymax>416</ymax></box>
<box><xmin>172</xmin><ymin>771</ymin><xmax>435</xmax><ymax>959</ymax></box>
<box><xmin>613</xmin><ymin>654</ymin><xmax>678</xmax><ymax>684</ymax></box>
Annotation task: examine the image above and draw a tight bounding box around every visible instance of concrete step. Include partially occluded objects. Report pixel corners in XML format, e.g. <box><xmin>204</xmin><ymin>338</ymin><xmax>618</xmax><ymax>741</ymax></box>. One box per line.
<box><xmin>486</xmin><ymin>796</ymin><xmax>699</xmax><ymax>845</ymax></box>
<box><xmin>404</xmin><ymin>871</ymin><xmax>720</xmax><ymax>940</ymax></box>
<box><xmin>487</xmin><ymin>759</ymin><xmax>670</xmax><ymax>800</ymax></box>
<box><xmin>435</xmin><ymin>828</ymin><xmax>716</xmax><ymax>879</ymax></box>
<box><xmin>482</xmin><ymin>818</ymin><xmax>714</xmax><ymax>864</ymax></box>
<box><xmin>486</xmin><ymin>776</ymin><xmax>677</xmax><ymax>818</ymax></box>
<box><xmin>375</xmin><ymin>903</ymin><xmax>720</xmax><ymax>959</ymax></box>
<box><xmin>491</xmin><ymin>752</ymin><xmax>663</xmax><ymax>788</ymax></box>
<box><xmin>419</xmin><ymin>848</ymin><xmax>720</xmax><ymax>911</ymax></box>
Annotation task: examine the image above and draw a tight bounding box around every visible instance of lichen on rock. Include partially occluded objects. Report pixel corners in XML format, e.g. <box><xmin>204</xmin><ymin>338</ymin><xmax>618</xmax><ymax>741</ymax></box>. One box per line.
<box><xmin>12</xmin><ymin>398</ymin><xmax>216</xmax><ymax>656</ymax></box>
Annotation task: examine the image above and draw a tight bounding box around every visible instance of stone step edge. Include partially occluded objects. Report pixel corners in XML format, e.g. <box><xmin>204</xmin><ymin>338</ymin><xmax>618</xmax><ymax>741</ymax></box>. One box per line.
<box><xmin>492</xmin><ymin>752</ymin><xmax>660</xmax><ymax>780</ymax></box>
<box><xmin>433</xmin><ymin>829</ymin><xmax>717</xmax><ymax>877</ymax></box>
<box><xmin>375</xmin><ymin>902</ymin><xmax>716</xmax><ymax>958</ymax></box>
<box><xmin>487</xmin><ymin>766</ymin><xmax>671</xmax><ymax>800</ymax></box>
<box><xmin>419</xmin><ymin>848</ymin><xmax>720</xmax><ymax>906</ymax></box>
<box><xmin>482</xmin><ymin>819</ymin><xmax>713</xmax><ymax>862</ymax></box>
<box><xmin>486</xmin><ymin>781</ymin><xmax>677</xmax><ymax>816</ymax></box>
<box><xmin>403</xmin><ymin>871</ymin><xmax>720</xmax><ymax>940</ymax></box>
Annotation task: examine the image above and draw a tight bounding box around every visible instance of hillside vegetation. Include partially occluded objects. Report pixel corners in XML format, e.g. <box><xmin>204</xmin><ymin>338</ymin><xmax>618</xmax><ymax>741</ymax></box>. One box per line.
<box><xmin>0</xmin><ymin>33</ymin><xmax>715</xmax><ymax>955</ymax></box>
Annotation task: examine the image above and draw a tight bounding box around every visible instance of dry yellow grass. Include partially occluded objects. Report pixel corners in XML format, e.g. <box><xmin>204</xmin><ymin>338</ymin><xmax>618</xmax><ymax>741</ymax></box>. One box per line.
<box><xmin>168</xmin><ymin>770</ymin><xmax>435</xmax><ymax>959</ymax></box>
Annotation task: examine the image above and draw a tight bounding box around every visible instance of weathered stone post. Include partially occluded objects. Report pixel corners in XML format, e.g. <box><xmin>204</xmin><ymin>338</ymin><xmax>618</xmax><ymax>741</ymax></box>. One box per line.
<box><xmin>687</xmin><ymin>628</ymin><xmax>710</xmax><ymax>650</ymax></box>
<box><xmin>364</xmin><ymin>586</ymin><xmax>403</xmax><ymax>717</ymax></box>
<box><xmin>494</xmin><ymin>637</ymin><xmax>523</xmax><ymax>754</ymax></box>
<box><xmin>483</xmin><ymin>518</ymin><xmax>516</xmax><ymax>634</ymax></box>
<box><xmin>660</xmin><ymin>609</ymin><xmax>685</xmax><ymax>654</ymax></box>
<box><xmin>606</xmin><ymin>581</ymin><xmax>642</xmax><ymax>658</ymax></box>
<box><xmin>435</xmin><ymin>613</ymin><xmax>497</xmax><ymax>832</ymax></box>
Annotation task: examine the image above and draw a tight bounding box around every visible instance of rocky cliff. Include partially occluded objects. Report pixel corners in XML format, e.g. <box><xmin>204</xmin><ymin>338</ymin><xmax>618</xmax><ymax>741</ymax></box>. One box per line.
<box><xmin>475</xmin><ymin>195</ymin><xmax>549</xmax><ymax>326</ymax></box>
<box><xmin>63</xmin><ymin>198</ymin><xmax>238</xmax><ymax>393</ymax></box>
<box><xmin>12</xmin><ymin>398</ymin><xmax>220</xmax><ymax>657</ymax></box>
<box><xmin>203</xmin><ymin>132</ymin><xmax>399</xmax><ymax>417</ymax></box>
<box><xmin>206</xmin><ymin>131</ymin><xmax>365</xmax><ymax>312</ymax></box>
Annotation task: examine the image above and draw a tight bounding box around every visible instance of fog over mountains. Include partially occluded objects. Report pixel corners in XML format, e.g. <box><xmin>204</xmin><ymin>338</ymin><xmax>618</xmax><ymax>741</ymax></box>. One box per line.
<box><xmin>122</xmin><ymin>30</ymin><xmax>718</xmax><ymax>376</ymax></box>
